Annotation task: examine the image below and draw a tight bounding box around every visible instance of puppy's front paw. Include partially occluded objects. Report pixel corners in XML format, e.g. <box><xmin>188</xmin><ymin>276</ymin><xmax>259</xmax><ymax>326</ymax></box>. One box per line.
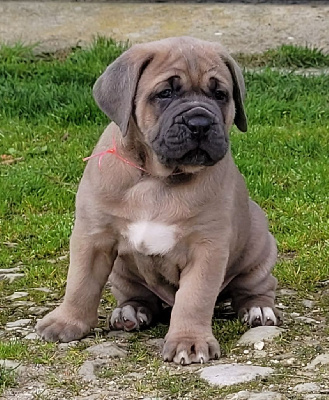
<box><xmin>36</xmin><ymin>306</ymin><xmax>95</xmax><ymax>342</ymax></box>
<box><xmin>240</xmin><ymin>306</ymin><xmax>283</xmax><ymax>327</ymax></box>
<box><xmin>110</xmin><ymin>304</ymin><xmax>152</xmax><ymax>331</ymax></box>
<box><xmin>162</xmin><ymin>331</ymin><xmax>220</xmax><ymax>365</ymax></box>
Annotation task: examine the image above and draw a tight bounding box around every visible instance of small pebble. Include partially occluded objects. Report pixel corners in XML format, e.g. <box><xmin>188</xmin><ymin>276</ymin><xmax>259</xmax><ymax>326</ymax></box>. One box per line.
<box><xmin>302</xmin><ymin>299</ymin><xmax>314</xmax><ymax>308</ymax></box>
<box><xmin>24</xmin><ymin>332</ymin><xmax>40</xmax><ymax>340</ymax></box>
<box><xmin>293</xmin><ymin>382</ymin><xmax>320</xmax><ymax>393</ymax></box>
<box><xmin>254</xmin><ymin>341</ymin><xmax>265</xmax><ymax>351</ymax></box>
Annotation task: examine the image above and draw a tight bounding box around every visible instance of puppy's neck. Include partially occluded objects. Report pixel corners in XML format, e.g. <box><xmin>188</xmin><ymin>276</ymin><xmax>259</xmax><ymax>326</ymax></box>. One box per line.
<box><xmin>124</xmin><ymin>122</ymin><xmax>176</xmax><ymax>178</ymax></box>
<box><xmin>124</xmin><ymin>140</ymin><xmax>196</xmax><ymax>182</ymax></box>
<box><xmin>165</xmin><ymin>171</ymin><xmax>194</xmax><ymax>185</ymax></box>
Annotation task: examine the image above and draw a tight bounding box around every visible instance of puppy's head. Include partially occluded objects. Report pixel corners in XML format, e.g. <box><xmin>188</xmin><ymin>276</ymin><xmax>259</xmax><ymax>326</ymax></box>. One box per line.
<box><xmin>93</xmin><ymin>37</ymin><xmax>247</xmax><ymax>175</ymax></box>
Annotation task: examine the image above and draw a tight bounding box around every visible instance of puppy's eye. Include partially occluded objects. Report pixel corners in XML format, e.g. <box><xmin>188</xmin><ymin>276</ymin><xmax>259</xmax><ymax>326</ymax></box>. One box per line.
<box><xmin>157</xmin><ymin>89</ymin><xmax>173</xmax><ymax>99</ymax></box>
<box><xmin>215</xmin><ymin>90</ymin><xmax>227</xmax><ymax>101</ymax></box>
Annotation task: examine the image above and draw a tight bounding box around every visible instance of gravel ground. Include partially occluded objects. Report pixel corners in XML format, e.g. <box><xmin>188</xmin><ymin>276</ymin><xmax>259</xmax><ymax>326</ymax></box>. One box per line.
<box><xmin>0</xmin><ymin>2</ymin><xmax>328</xmax><ymax>54</ymax></box>
<box><xmin>1</xmin><ymin>281</ymin><xmax>329</xmax><ymax>399</ymax></box>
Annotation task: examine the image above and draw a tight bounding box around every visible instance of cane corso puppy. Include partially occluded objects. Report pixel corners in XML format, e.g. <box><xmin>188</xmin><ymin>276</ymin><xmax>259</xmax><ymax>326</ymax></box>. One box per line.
<box><xmin>37</xmin><ymin>37</ymin><xmax>282</xmax><ymax>365</ymax></box>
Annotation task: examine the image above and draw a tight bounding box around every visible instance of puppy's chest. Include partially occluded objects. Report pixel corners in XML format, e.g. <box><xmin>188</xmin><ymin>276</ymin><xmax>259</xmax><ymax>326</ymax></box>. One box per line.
<box><xmin>122</xmin><ymin>220</ymin><xmax>180</xmax><ymax>256</ymax></box>
<box><xmin>114</xmin><ymin>180</ymin><xmax>188</xmax><ymax>257</ymax></box>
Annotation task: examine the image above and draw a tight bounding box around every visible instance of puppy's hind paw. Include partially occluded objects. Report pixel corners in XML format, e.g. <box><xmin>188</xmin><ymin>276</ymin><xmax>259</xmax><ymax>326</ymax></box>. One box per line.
<box><xmin>110</xmin><ymin>304</ymin><xmax>152</xmax><ymax>331</ymax></box>
<box><xmin>240</xmin><ymin>306</ymin><xmax>283</xmax><ymax>327</ymax></box>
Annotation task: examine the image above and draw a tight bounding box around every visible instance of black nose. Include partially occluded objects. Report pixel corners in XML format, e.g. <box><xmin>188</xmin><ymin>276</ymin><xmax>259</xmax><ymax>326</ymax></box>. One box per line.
<box><xmin>185</xmin><ymin>116</ymin><xmax>212</xmax><ymax>135</ymax></box>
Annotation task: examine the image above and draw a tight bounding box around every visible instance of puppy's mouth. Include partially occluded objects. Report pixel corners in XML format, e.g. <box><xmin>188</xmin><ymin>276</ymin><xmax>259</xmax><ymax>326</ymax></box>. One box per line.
<box><xmin>151</xmin><ymin>104</ymin><xmax>228</xmax><ymax>168</ymax></box>
<box><xmin>159</xmin><ymin>148</ymin><xmax>215</xmax><ymax>167</ymax></box>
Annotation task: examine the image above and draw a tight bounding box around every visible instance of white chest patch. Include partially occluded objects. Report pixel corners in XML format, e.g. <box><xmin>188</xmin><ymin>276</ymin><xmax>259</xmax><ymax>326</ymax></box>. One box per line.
<box><xmin>126</xmin><ymin>221</ymin><xmax>177</xmax><ymax>256</ymax></box>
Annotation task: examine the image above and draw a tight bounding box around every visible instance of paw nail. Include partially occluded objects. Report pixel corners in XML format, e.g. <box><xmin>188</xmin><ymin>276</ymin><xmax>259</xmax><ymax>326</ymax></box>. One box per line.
<box><xmin>214</xmin><ymin>353</ymin><xmax>219</xmax><ymax>360</ymax></box>
<box><xmin>180</xmin><ymin>357</ymin><xmax>185</xmax><ymax>365</ymax></box>
<box><xmin>139</xmin><ymin>317</ymin><xmax>144</xmax><ymax>324</ymax></box>
<box><xmin>200</xmin><ymin>357</ymin><xmax>204</xmax><ymax>364</ymax></box>
<box><xmin>123</xmin><ymin>317</ymin><xmax>127</xmax><ymax>322</ymax></box>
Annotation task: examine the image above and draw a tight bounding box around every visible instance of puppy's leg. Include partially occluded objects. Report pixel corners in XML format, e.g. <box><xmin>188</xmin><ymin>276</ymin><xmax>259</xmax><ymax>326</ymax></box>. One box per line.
<box><xmin>36</xmin><ymin>225</ymin><xmax>117</xmax><ymax>342</ymax></box>
<box><xmin>230</xmin><ymin>232</ymin><xmax>282</xmax><ymax>327</ymax></box>
<box><xmin>109</xmin><ymin>257</ymin><xmax>161</xmax><ymax>331</ymax></box>
<box><xmin>162</xmin><ymin>246</ymin><xmax>226</xmax><ymax>365</ymax></box>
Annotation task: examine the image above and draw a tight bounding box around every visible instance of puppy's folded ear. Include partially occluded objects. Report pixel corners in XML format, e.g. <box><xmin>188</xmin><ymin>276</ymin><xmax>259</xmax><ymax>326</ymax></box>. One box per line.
<box><xmin>93</xmin><ymin>45</ymin><xmax>153</xmax><ymax>136</ymax></box>
<box><xmin>220</xmin><ymin>52</ymin><xmax>248</xmax><ymax>133</ymax></box>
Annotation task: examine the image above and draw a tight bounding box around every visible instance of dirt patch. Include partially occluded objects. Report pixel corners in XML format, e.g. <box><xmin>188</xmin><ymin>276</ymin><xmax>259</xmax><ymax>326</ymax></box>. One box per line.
<box><xmin>0</xmin><ymin>2</ymin><xmax>328</xmax><ymax>54</ymax></box>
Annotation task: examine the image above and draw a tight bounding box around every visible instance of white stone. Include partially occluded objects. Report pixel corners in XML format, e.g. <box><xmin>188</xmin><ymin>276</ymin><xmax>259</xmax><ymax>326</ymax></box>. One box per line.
<box><xmin>305</xmin><ymin>353</ymin><xmax>329</xmax><ymax>370</ymax></box>
<box><xmin>0</xmin><ymin>359</ymin><xmax>20</xmax><ymax>369</ymax></box>
<box><xmin>11</xmin><ymin>301</ymin><xmax>34</xmax><ymax>308</ymax></box>
<box><xmin>0</xmin><ymin>359</ymin><xmax>25</xmax><ymax>374</ymax></box>
<box><xmin>0</xmin><ymin>267</ymin><xmax>21</xmax><ymax>274</ymax></box>
<box><xmin>238</xmin><ymin>326</ymin><xmax>284</xmax><ymax>346</ymax></box>
<box><xmin>78</xmin><ymin>359</ymin><xmax>107</xmax><ymax>381</ymax></box>
<box><xmin>278</xmin><ymin>289</ymin><xmax>297</xmax><ymax>296</ymax></box>
<box><xmin>75</xmin><ymin>396</ymin><xmax>102</xmax><ymax>400</ymax></box>
<box><xmin>0</xmin><ymin>273</ymin><xmax>25</xmax><ymax>283</ymax></box>
<box><xmin>127</xmin><ymin>372</ymin><xmax>144</xmax><ymax>379</ymax></box>
<box><xmin>58</xmin><ymin>341</ymin><xmax>79</xmax><ymax>350</ymax></box>
<box><xmin>86</xmin><ymin>342</ymin><xmax>127</xmax><ymax>358</ymax></box>
<box><xmin>226</xmin><ymin>391</ymin><xmax>282</xmax><ymax>399</ymax></box>
<box><xmin>200</xmin><ymin>363</ymin><xmax>273</xmax><ymax>386</ymax></box>
<box><xmin>27</xmin><ymin>306</ymin><xmax>50</xmax><ymax>316</ymax></box>
<box><xmin>6</xmin><ymin>291</ymin><xmax>29</xmax><ymax>300</ymax></box>
<box><xmin>31</xmin><ymin>287</ymin><xmax>52</xmax><ymax>293</ymax></box>
<box><xmin>295</xmin><ymin>316</ymin><xmax>320</xmax><ymax>324</ymax></box>
<box><xmin>6</xmin><ymin>319</ymin><xmax>32</xmax><ymax>329</ymax></box>
<box><xmin>24</xmin><ymin>332</ymin><xmax>40</xmax><ymax>340</ymax></box>
<box><xmin>284</xmin><ymin>357</ymin><xmax>296</xmax><ymax>366</ymax></box>
<box><xmin>106</xmin><ymin>330</ymin><xmax>131</xmax><ymax>339</ymax></box>
<box><xmin>293</xmin><ymin>383</ymin><xmax>320</xmax><ymax>393</ymax></box>
<box><xmin>142</xmin><ymin>398</ymin><xmax>163</xmax><ymax>400</ymax></box>
<box><xmin>302</xmin><ymin>300</ymin><xmax>314</xmax><ymax>308</ymax></box>
<box><xmin>253</xmin><ymin>350</ymin><xmax>267</xmax><ymax>358</ymax></box>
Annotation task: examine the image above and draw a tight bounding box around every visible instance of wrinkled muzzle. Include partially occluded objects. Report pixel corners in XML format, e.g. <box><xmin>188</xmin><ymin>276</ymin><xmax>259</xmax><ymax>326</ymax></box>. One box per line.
<box><xmin>151</xmin><ymin>101</ymin><xmax>229</xmax><ymax>167</ymax></box>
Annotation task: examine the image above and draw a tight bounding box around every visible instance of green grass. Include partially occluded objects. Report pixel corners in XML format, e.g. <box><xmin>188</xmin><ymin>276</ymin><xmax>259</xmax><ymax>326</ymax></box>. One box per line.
<box><xmin>0</xmin><ymin>339</ymin><xmax>78</xmax><ymax>365</ymax></box>
<box><xmin>235</xmin><ymin>44</ymin><xmax>329</xmax><ymax>68</ymax></box>
<box><xmin>0</xmin><ymin>39</ymin><xmax>329</xmax><ymax>397</ymax></box>
<box><xmin>0</xmin><ymin>366</ymin><xmax>17</xmax><ymax>394</ymax></box>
